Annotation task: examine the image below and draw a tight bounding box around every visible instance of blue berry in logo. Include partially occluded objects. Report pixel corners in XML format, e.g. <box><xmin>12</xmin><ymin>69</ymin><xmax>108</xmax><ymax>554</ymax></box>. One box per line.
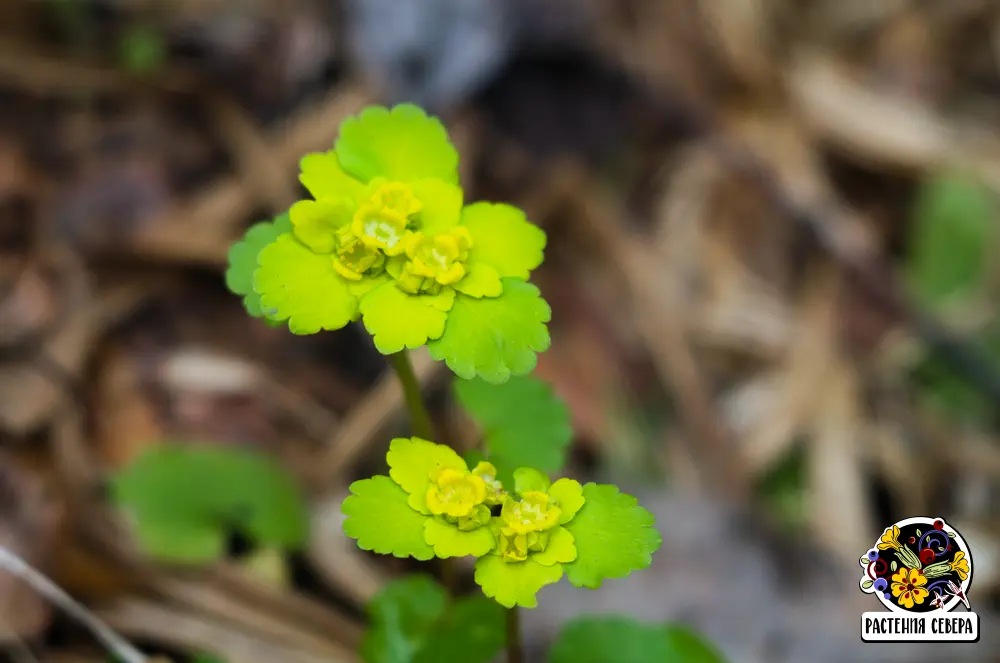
<box><xmin>883</xmin><ymin>592</ymin><xmax>892</xmax><ymax>600</ymax></box>
<box><xmin>874</xmin><ymin>578</ymin><xmax>888</xmax><ymax>592</ymax></box>
<box><xmin>866</xmin><ymin>549</ymin><xmax>879</xmax><ymax>561</ymax></box>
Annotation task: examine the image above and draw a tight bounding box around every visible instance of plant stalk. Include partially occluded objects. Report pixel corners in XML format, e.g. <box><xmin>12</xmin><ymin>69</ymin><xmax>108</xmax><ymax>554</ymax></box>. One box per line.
<box><xmin>388</xmin><ymin>351</ymin><xmax>436</xmax><ymax>441</ymax></box>
<box><xmin>388</xmin><ymin>350</ymin><xmax>457</xmax><ymax>590</ymax></box>
<box><xmin>506</xmin><ymin>607</ymin><xmax>523</xmax><ymax>663</ymax></box>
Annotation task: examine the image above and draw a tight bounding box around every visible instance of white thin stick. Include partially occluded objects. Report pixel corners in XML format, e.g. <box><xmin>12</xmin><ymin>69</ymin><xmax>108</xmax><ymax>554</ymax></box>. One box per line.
<box><xmin>0</xmin><ymin>546</ymin><xmax>147</xmax><ymax>663</ymax></box>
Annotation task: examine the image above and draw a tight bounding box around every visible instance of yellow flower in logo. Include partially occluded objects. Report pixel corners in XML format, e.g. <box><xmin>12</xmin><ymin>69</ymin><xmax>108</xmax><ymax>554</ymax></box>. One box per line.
<box><xmin>878</xmin><ymin>525</ymin><xmax>902</xmax><ymax>551</ymax></box>
<box><xmin>950</xmin><ymin>551</ymin><xmax>970</xmax><ymax>581</ymax></box>
<box><xmin>891</xmin><ymin>567</ymin><xmax>929</xmax><ymax>609</ymax></box>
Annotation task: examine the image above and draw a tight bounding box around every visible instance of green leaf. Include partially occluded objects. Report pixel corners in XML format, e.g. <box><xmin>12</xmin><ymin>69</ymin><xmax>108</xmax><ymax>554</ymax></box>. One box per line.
<box><xmin>112</xmin><ymin>444</ymin><xmax>308</xmax><ymax>564</ymax></box>
<box><xmin>454</xmin><ymin>263</ymin><xmax>503</xmax><ymax>299</ymax></box>
<box><xmin>289</xmin><ymin>198</ymin><xmax>353</xmax><ymax>253</ymax></box>
<box><xmin>423</xmin><ymin>517</ymin><xmax>494</xmax><ymax>558</ymax></box>
<box><xmin>342</xmin><ymin>476</ymin><xmax>435</xmax><ymax>561</ymax></box>
<box><xmin>335</xmin><ymin>105</ymin><xmax>459</xmax><ymax>185</ymax></box>
<box><xmin>254</xmin><ymin>233</ymin><xmax>360</xmax><ymax>334</ymax></box>
<box><xmin>361</xmin><ymin>575</ymin><xmax>448</xmax><ymax>663</ymax></box>
<box><xmin>429</xmin><ymin>279</ymin><xmax>551</xmax><ymax>384</ymax></box>
<box><xmin>455</xmin><ymin>373</ymin><xmax>570</xmax><ymax>485</ymax></box>
<box><xmin>299</xmin><ymin>151</ymin><xmax>367</xmax><ymax>202</ymax></box>
<box><xmin>461</xmin><ymin>203</ymin><xmax>546</xmax><ymax>279</ymax></box>
<box><xmin>906</xmin><ymin>172</ymin><xmax>996</xmax><ymax>307</ymax></box>
<box><xmin>548</xmin><ymin>618</ymin><xmax>728</xmax><ymax>663</ymax></box>
<box><xmin>225</xmin><ymin>213</ymin><xmax>292</xmax><ymax>318</ymax></box>
<box><xmin>474</xmin><ymin>556</ymin><xmax>563</xmax><ymax>609</ymax></box>
<box><xmin>361</xmin><ymin>575</ymin><xmax>505</xmax><ymax>663</ymax></box>
<box><xmin>360</xmin><ymin>282</ymin><xmax>454</xmax><ymax>354</ymax></box>
<box><xmin>412</xmin><ymin>596</ymin><xmax>505</xmax><ymax>663</ymax></box>
<box><xmin>563</xmin><ymin>483</ymin><xmax>661</xmax><ymax>589</ymax></box>
<box><xmin>862</xmin><ymin>579</ymin><xmax>874</xmax><ymax>590</ymax></box>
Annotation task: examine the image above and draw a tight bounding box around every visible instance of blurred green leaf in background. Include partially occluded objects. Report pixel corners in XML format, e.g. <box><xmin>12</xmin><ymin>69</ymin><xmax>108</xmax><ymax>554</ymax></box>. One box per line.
<box><xmin>906</xmin><ymin>171</ymin><xmax>996</xmax><ymax>309</ymax></box>
<box><xmin>112</xmin><ymin>444</ymin><xmax>309</xmax><ymax>563</ymax></box>
<box><xmin>361</xmin><ymin>575</ymin><xmax>505</xmax><ymax>663</ymax></box>
<box><xmin>548</xmin><ymin>616</ymin><xmax>728</xmax><ymax>663</ymax></box>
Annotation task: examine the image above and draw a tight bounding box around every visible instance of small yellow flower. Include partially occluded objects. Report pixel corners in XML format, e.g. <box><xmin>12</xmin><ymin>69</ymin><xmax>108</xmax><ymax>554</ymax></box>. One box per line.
<box><xmin>878</xmin><ymin>525</ymin><xmax>902</xmax><ymax>551</ymax></box>
<box><xmin>425</xmin><ymin>467</ymin><xmax>488</xmax><ymax>519</ymax></box>
<box><xmin>395</xmin><ymin>227</ymin><xmax>474</xmax><ymax>294</ymax></box>
<box><xmin>331</xmin><ymin>225</ymin><xmax>385</xmax><ymax>280</ymax></box>
<box><xmin>497</xmin><ymin>528</ymin><xmax>550</xmax><ymax>563</ymax></box>
<box><xmin>891</xmin><ymin>567</ymin><xmax>929</xmax><ymax>609</ymax></box>
<box><xmin>501</xmin><ymin>492</ymin><xmax>561</xmax><ymax>536</ymax></box>
<box><xmin>950</xmin><ymin>551</ymin><xmax>970</xmax><ymax>581</ymax></box>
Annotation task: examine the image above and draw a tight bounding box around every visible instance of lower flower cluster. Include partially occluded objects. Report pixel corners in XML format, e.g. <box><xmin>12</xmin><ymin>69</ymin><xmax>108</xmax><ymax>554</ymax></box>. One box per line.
<box><xmin>341</xmin><ymin>438</ymin><xmax>661</xmax><ymax>608</ymax></box>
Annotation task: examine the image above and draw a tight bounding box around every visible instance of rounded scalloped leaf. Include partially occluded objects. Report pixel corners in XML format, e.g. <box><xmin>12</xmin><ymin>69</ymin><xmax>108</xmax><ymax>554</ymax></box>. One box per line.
<box><xmin>548</xmin><ymin>617</ymin><xmax>728</xmax><ymax>663</ymax></box>
<box><xmin>112</xmin><ymin>444</ymin><xmax>308</xmax><ymax>564</ymax></box>
<box><xmin>386</xmin><ymin>437</ymin><xmax>467</xmax><ymax>514</ymax></box>
<box><xmin>423</xmin><ymin>517</ymin><xmax>495</xmax><ymax>558</ymax></box>
<box><xmin>361</xmin><ymin>574</ymin><xmax>448</xmax><ymax>663</ymax></box>
<box><xmin>360</xmin><ymin>282</ymin><xmax>455</xmax><ymax>355</ymax></box>
<box><xmin>461</xmin><ymin>203</ymin><xmax>546</xmax><ymax>280</ymax></box>
<box><xmin>341</xmin><ymin>476</ymin><xmax>435</xmax><ymax>561</ymax></box>
<box><xmin>411</xmin><ymin>595</ymin><xmax>506</xmax><ymax>663</ymax></box>
<box><xmin>225</xmin><ymin>213</ymin><xmax>292</xmax><ymax>318</ymax></box>
<box><xmin>428</xmin><ymin>279</ymin><xmax>551</xmax><ymax>384</ymax></box>
<box><xmin>454</xmin><ymin>263</ymin><xmax>503</xmax><ymax>299</ymax></box>
<box><xmin>474</xmin><ymin>556</ymin><xmax>563</xmax><ymax>609</ymax></box>
<box><xmin>298</xmin><ymin>151</ymin><xmax>367</xmax><ymax>202</ymax></box>
<box><xmin>362</xmin><ymin>575</ymin><xmax>505</xmax><ymax>663</ymax></box>
<box><xmin>254</xmin><ymin>233</ymin><xmax>360</xmax><ymax>335</ymax></box>
<box><xmin>454</xmin><ymin>374</ymin><xmax>571</xmax><ymax>485</ymax></box>
<box><xmin>563</xmin><ymin>483</ymin><xmax>661</xmax><ymax>589</ymax></box>
<box><xmin>335</xmin><ymin>104</ymin><xmax>459</xmax><ymax>185</ymax></box>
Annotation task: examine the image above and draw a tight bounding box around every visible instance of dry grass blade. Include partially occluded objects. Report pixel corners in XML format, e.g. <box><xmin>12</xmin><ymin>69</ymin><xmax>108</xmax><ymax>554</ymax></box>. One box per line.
<box><xmin>97</xmin><ymin>598</ymin><xmax>359</xmax><ymax>663</ymax></box>
<box><xmin>0</xmin><ymin>547</ymin><xmax>147</xmax><ymax>663</ymax></box>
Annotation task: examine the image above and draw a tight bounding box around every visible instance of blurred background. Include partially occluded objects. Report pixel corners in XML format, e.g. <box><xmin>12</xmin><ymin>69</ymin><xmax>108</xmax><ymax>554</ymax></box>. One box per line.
<box><xmin>1</xmin><ymin>0</ymin><xmax>1000</xmax><ymax>661</ymax></box>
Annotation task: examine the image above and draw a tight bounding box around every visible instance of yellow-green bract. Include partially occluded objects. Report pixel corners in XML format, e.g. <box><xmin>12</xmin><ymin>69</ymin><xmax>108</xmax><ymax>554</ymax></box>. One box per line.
<box><xmin>340</xmin><ymin>437</ymin><xmax>662</xmax><ymax>609</ymax></box>
<box><xmin>225</xmin><ymin>104</ymin><xmax>551</xmax><ymax>384</ymax></box>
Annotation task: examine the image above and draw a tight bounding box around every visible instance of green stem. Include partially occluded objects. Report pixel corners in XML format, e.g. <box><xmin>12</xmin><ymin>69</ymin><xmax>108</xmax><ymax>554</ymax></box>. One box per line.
<box><xmin>388</xmin><ymin>351</ymin><xmax>435</xmax><ymax>441</ymax></box>
<box><xmin>388</xmin><ymin>351</ymin><xmax>456</xmax><ymax>591</ymax></box>
<box><xmin>506</xmin><ymin>607</ymin><xmax>523</xmax><ymax>663</ymax></box>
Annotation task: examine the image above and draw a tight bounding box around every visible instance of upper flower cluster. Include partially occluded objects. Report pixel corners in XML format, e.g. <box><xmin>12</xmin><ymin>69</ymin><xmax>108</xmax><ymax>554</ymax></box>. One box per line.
<box><xmin>226</xmin><ymin>104</ymin><xmax>551</xmax><ymax>384</ymax></box>
<box><xmin>341</xmin><ymin>438</ymin><xmax>661</xmax><ymax>608</ymax></box>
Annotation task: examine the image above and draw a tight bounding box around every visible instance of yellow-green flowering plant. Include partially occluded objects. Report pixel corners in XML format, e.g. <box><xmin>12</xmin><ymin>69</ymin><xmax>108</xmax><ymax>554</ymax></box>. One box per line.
<box><xmin>342</xmin><ymin>437</ymin><xmax>661</xmax><ymax>609</ymax></box>
<box><xmin>225</xmin><ymin>104</ymin><xmax>550</xmax><ymax>384</ymax></box>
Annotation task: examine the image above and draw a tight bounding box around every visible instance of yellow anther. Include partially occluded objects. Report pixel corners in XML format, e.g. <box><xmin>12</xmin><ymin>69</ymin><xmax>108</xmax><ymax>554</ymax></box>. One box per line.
<box><xmin>425</xmin><ymin>467</ymin><xmax>488</xmax><ymax>519</ymax></box>
<box><xmin>501</xmin><ymin>493</ymin><xmax>561</xmax><ymax>536</ymax></box>
<box><xmin>331</xmin><ymin>225</ymin><xmax>384</xmax><ymax>280</ymax></box>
